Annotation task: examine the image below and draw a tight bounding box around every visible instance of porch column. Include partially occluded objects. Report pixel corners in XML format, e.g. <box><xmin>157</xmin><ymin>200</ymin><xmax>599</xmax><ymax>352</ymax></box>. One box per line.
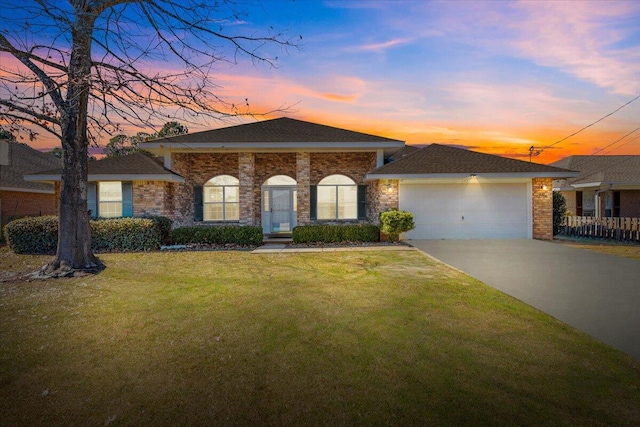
<box><xmin>238</xmin><ymin>153</ymin><xmax>255</xmax><ymax>225</ymax></box>
<box><xmin>296</xmin><ymin>152</ymin><xmax>310</xmax><ymax>225</ymax></box>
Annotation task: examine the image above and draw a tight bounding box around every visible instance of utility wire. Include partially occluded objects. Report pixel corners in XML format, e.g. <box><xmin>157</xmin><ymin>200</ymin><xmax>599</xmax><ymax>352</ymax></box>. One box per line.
<box><xmin>539</xmin><ymin>93</ymin><xmax>640</xmax><ymax>155</ymax></box>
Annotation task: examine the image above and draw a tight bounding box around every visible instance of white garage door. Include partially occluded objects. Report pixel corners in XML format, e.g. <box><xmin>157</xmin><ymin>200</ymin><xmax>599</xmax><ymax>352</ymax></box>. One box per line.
<box><xmin>399</xmin><ymin>183</ymin><xmax>530</xmax><ymax>239</ymax></box>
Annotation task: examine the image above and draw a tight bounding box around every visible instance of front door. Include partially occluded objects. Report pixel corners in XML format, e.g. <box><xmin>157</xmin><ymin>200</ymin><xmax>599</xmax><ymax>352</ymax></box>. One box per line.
<box><xmin>262</xmin><ymin>187</ymin><xmax>297</xmax><ymax>234</ymax></box>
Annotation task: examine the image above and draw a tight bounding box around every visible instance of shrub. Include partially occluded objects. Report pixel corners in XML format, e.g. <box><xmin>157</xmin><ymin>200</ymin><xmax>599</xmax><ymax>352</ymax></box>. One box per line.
<box><xmin>5</xmin><ymin>215</ymin><xmax>58</xmax><ymax>254</ymax></box>
<box><xmin>379</xmin><ymin>210</ymin><xmax>415</xmax><ymax>242</ymax></box>
<box><xmin>553</xmin><ymin>191</ymin><xmax>567</xmax><ymax>236</ymax></box>
<box><xmin>91</xmin><ymin>217</ymin><xmax>161</xmax><ymax>252</ymax></box>
<box><xmin>171</xmin><ymin>225</ymin><xmax>263</xmax><ymax>246</ymax></box>
<box><xmin>292</xmin><ymin>224</ymin><xmax>379</xmax><ymax>243</ymax></box>
<box><xmin>5</xmin><ymin>216</ymin><xmax>171</xmax><ymax>254</ymax></box>
<box><xmin>142</xmin><ymin>216</ymin><xmax>173</xmax><ymax>244</ymax></box>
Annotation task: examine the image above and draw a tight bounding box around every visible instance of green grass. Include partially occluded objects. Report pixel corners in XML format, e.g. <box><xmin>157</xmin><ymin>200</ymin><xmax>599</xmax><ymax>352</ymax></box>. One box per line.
<box><xmin>1</xmin><ymin>247</ymin><xmax>639</xmax><ymax>426</ymax></box>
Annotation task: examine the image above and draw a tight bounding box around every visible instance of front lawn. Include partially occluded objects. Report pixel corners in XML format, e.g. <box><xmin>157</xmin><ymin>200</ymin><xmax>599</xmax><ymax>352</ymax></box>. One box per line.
<box><xmin>1</xmin><ymin>248</ymin><xmax>639</xmax><ymax>425</ymax></box>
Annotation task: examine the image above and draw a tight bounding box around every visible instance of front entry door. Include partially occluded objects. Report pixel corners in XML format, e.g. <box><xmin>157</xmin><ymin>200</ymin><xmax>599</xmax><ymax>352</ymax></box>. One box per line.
<box><xmin>263</xmin><ymin>187</ymin><xmax>297</xmax><ymax>234</ymax></box>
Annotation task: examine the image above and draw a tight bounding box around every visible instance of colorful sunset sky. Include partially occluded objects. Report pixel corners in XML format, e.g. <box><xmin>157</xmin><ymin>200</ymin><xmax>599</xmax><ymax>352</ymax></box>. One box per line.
<box><xmin>6</xmin><ymin>0</ymin><xmax>640</xmax><ymax>164</ymax></box>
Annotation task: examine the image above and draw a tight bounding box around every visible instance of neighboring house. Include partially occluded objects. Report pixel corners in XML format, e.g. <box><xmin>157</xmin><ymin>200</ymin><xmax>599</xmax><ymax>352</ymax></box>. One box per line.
<box><xmin>551</xmin><ymin>156</ymin><xmax>640</xmax><ymax>218</ymax></box>
<box><xmin>25</xmin><ymin>152</ymin><xmax>184</xmax><ymax>219</ymax></box>
<box><xmin>0</xmin><ymin>139</ymin><xmax>61</xmax><ymax>235</ymax></box>
<box><xmin>26</xmin><ymin>118</ymin><xmax>577</xmax><ymax>240</ymax></box>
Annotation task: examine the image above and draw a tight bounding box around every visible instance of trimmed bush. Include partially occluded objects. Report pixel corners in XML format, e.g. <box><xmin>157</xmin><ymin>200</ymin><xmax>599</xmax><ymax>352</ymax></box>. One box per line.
<box><xmin>5</xmin><ymin>215</ymin><xmax>172</xmax><ymax>254</ymax></box>
<box><xmin>553</xmin><ymin>191</ymin><xmax>566</xmax><ymax>236</ymax></box>
<box><xmin>91</xmin><ymin>217</ymin><xmax>161</xmax><ymax>252</ymax></box>
<box><xmin>292</xmin><ymin>224</ymin><xmax>379</xmax><ymax>243</ymax></box>
<box><xmin>142</xmin><ymin>216</ymin><xmax>173</xmax><ymax>244</ymax></box>
<box><xmin>379</xmin><ymin>210</ymin><xmax>415</xmax><ymax>242</ymax></box>
<box><xmin>171</xmin><ymin>225</ymin><xmax>263</xmax><ymax>246</ymax></box>
<box><xmin>5</xmin><ymin>216</ymin><xmax>58</xmax><ymax>254</ymax></box>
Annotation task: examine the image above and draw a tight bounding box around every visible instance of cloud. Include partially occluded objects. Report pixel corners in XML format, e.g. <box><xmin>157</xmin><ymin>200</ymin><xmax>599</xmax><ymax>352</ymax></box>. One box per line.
<box><xmin>350</xmin><ymin>38</ymin><xmax>413</xmax><ymax>53</ymax></box>
<box><xmin>510</xmin><ymin>1</ymin><xmax>640</xmax><ymax>95</ymax></box>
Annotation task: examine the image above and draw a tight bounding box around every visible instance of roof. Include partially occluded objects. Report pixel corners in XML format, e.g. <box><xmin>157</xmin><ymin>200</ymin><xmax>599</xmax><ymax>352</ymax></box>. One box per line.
<box><xmin>367</xmin><ymin>144</ymin><xmax>578</xmax><ymax>179</ymax></box>
<box><xmin>140</xmin><ymin>117</ymin><xmax>405</xmax><ymax>156</ymax></box>
<box><xmin>550</xmin><ymin>155</ymin><xmax>640</xmax><ymax>186</ymax></box>
<box><xmin>0</xmin><ymin>140</ymin><xmax>61</xmax><ymax>193</ymax></box>
<box><xmin>25</xmin><ymin>152</ymin><xmax>184</xmax><ymax>183</ymax></box>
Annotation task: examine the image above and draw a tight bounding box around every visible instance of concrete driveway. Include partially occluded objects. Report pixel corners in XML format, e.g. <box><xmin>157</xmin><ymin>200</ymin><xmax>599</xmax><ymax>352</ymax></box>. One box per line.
<box><xmin>409</xmin><ymin>239</ymin><xmax>640</xmax><ymax>361</ymax></box>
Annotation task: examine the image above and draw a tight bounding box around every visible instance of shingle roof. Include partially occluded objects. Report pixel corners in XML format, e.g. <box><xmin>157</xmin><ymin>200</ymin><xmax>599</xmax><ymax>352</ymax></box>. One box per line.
<box><xmin>0</xmin><ymin>141</ymin><xmax>61</xmax><ymax>192</ymax></box>
<box><xmin>550</xmin><ymin>155</ymin><xmax>640</xmax><ymax>185</ymax></box>
<box><xmin>26</xmin><ymin>152</ymin><xmax>184</xmax><ymax>181</ymax></box>
<box><xmin>368</xmin><ymin>144</ymin><xmax>577</xmax><ymax>176</ymax></box>
<box><xmin>143</xmin><ymin>117</ymin><xmax>403</xmax><ymax>145</ymax></box>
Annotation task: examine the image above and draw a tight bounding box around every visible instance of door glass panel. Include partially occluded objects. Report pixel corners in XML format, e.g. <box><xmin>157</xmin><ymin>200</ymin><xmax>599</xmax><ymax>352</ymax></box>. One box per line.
<box><xmin>271</xmin><ymin>189</ymin><xmax>291</xmax><ymax>232</ymax></box>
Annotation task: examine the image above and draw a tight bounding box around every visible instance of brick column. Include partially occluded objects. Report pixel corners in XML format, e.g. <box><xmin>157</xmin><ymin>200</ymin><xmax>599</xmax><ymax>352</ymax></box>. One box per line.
<box><xmin>239</xmin><ymin>153</ymin><xmax>255</xmax><ymax>225</ymax></box>
<box><xmin>532</xmin><ymin>177</ymin><xmax>553</xmax><ymax>240</ymax></box>
<box><xmin>296</xmin><ymin>152</ymin><xmax>310</xmax><ymax>225</ymax></box>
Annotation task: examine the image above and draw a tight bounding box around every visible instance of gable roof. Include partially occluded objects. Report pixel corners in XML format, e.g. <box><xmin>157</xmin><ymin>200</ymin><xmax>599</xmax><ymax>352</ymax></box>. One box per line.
<box><xmin>0</xmin><ymin>140</ymin><xmax>61</xmax><ymax>193</ymax></box>
<box><xmin>367</xmin><ymin>144</ymin><xmax>577</xmax><ymax>179</ymax></box>
<box><xmin>24</xmin><ymin>152</ymin><xmax>184</xmax><ymax>183</ymax></box>
<box><xmin>140</xmin><ymin>117</ymin><xmax>405</xmax><ymax>156</ymax></box>
<box><xmin>550</xmin><ymin>155</ymin><xmax>640</xmax><ymax>186</ymax></box>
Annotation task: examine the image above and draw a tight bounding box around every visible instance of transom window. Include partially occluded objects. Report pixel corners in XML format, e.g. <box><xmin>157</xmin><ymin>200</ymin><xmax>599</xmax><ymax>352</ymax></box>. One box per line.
<box><xmin>204</xmin><ymin>175</ymin><xmax>239</xmax><ymax>221</ymax></box>
<box><xmin>98</xmin><ymin>182</ymin><xmax>123</xmax><ymax>218</ymax></box>
<box><xmin>317</xmin><ymin>174</ymin><xmax>357</xmax><ymax>220</ymax></box>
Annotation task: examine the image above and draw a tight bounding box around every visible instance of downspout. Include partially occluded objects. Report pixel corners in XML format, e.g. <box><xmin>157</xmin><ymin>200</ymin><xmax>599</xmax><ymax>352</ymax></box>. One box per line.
<box><xmin>594</xmin><ymin>183</ymin><xmax>613</xmax><ymax>218</ymax></box>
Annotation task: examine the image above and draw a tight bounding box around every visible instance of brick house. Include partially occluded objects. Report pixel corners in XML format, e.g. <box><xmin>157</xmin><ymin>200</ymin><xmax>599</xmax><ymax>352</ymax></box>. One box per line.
<box><xmin>0</xmin><ymin>139</ymin><xmax>60</xmax><ymax>236</ymax></box>
<box><xmin>26</xmin><ymin>118</ymin><xmax>577</xmax><ymax>240</ymax></box>
<box><xmin>551</xmin><ymin>155</ymin><xmax>640</xmax><ymax>218</ymax></box>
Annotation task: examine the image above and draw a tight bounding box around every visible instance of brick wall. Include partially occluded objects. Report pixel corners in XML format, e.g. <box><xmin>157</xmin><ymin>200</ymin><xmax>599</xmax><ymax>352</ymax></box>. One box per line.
<box><xmin>0</xmin><ymin>190</ymin><xmax>57</xmax><ymax>235</ymax></box>
<box><xmin>560</xmin><ymin>190</ymin><xmax>577</xmax><ymax>216</ymax></box>
<box><xmin>620</xmin><ymin>190</ymin><xmax>640</xmax><ymax>217</ymax></box>
<box><xmin>167</xmin><ymin>151</ymin><xmax>379</xmax><ymax>228</ymax></box>
<box><xmin>133</xmin><ymin>181</ymin><xmax>169</xmax><ymax>217</ymax></box>
<box><xmin>532</xmin><ymin>178</ymin><xmax>553</xmax><ymax>240</ymax></box>
<box><xmin>310</xmin><ymin>152</ymin><xmax>376</xmax><ymax>185</ymax></box>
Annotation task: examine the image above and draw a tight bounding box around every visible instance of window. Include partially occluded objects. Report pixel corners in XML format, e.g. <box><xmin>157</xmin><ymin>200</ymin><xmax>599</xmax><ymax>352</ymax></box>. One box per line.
<box><xmin>317</xmin><ymin>174</ymin><xmax>357</xmax><ymax>220</ymax></box>
<box><xmin>87</xmin><ymin>181</ymin><xmax>133</xmax><ymax>218</ymax></box>
<box><xmin>203</xmin><ymin>175</ymin><xmax>239</xmax><ymax>221</ymax></box>
<box><xmin>98</xmin><ymin>182</ymin><xmax>123</xmax><ymax>218</ymax></box>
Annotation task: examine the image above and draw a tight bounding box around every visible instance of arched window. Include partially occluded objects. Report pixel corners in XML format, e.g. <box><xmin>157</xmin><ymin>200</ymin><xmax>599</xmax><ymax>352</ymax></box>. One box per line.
<box><xmin>204</xmin><ymin>175</ymin><xmax>239</xmax><ymax>221</ymax></box>
<box><xmin>317</xmin><ymin>174</ymin><xmax>357</xmax><ymax>220</ymax></box>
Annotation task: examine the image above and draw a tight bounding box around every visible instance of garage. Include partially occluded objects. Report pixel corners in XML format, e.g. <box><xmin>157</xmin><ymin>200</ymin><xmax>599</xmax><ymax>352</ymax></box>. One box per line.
<box><xmin>399</xmin><ymin>181</ymin><xmax>530</xmax><ymax>239</ymax></box>
<box><xmin>366</xmin><ymin>144</ymin><xmax>578</xmax><ymax>240</ymax></box>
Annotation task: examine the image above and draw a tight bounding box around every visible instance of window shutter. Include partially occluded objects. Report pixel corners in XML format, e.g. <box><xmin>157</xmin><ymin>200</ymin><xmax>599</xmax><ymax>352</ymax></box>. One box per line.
<box><xmin>87</xmin><ymin>182</ymin><xmax>97</xmax><ymax>219</ymax></box>
<box><xmin>310</xmin><ymin>185</ymin><xmax>317</xmax><ymax>220</ymax></box>
<box><xmin>194</xmin><ymin>186</ymin><xmax>203</xmax><ymax>221</ymax></box>
<box><xmin>576</xmin><ymin>191</ymin><xmax>583</xmax><ymax>216</ymax></box>
<box><xmin>122</xmin><ymin>182</ymin><xmax>133</xmax><ymax>217</ymax></box>
<box><xmin>357</xmin><ymin>185</ymin><xmax>367</xmax><ymax>220</ymax></box>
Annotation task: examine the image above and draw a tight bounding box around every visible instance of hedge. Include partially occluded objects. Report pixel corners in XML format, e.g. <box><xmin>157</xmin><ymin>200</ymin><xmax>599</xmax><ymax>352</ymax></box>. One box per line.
<box><xmin>5</xmin><ymin>215</ymin><xmax>172</xmax><ymax>254</ymax></box>
<box><xmin>292</xmin><ymin>224</ymin><xmax>379</xmax><ymax>243</ymax></box>
<box><xmin>171</xmin><ymin>225</ymin><xmax>263</xmax><ymax>246</ymax></box>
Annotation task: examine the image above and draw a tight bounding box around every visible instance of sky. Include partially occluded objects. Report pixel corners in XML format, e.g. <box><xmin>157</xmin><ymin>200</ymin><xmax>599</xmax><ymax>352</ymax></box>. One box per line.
<box><xmin>3</xmin><ymin>0</ymin><xmax>640</xmax><ymax>164</ymax></box>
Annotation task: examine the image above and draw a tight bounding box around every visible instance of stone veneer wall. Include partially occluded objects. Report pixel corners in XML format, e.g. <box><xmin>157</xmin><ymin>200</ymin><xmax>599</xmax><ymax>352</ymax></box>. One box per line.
<box><xmin>532</xmin><ymin>177</ymin><xmax>553</xmax><ymax>240</ymax></box>
<box><xmin>367</xmin><ymin>179</ymin><xmax>399</xmax><ymax>224</ymax></box>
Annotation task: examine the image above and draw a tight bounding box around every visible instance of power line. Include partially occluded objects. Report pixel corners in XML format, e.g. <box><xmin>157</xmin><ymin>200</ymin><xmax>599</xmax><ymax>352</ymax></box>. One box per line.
<box><xmin>538</xmin><ymin>93</ymin><xmax>640</xmax><ymax>156</ymax></box>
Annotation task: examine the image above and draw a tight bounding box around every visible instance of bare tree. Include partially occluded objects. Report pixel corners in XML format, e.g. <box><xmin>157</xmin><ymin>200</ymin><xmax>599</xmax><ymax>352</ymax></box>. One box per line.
<box><xmin>0</xmin><ymin>0</ymin><xmax>297</xmax><ymax>273</ymax></box>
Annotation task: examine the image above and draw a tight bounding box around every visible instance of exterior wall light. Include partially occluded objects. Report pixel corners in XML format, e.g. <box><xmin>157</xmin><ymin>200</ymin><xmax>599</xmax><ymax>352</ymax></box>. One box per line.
<box><xmin>542</xmin><ymin>184</ymin><xmax>548</xmax><ymax>190</ymax></box>
<box><xmin>386</xmin><ymin>184</ymin><xmax>393</xmax><ymax>193</ymax></box>
<box><xmin>470</xmin><ymin>174</ymin><xmax>477</xmax><ymax>178</ymax></box>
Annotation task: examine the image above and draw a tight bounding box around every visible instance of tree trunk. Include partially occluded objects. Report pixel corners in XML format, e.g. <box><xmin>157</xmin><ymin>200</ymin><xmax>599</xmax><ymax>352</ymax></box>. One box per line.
<box><xmin>46</xmin><ymin>9</ymin><xmax>101</xmax><ymax>273</ymax></box>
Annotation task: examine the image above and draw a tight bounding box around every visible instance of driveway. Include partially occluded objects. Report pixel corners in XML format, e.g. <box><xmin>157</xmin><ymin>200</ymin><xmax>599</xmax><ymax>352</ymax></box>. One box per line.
<box><xmin>409</xmin><ymin>239</ymin><xmax>640</xmax><ymax>361</ymax></box>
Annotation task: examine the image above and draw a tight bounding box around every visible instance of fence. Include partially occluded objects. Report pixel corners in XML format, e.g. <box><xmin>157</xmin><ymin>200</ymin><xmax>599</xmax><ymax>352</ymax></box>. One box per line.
<box><xmin>560</xmin><ymin>216</ymin><xmax>640</xmax><ymax>243</ymax></box>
